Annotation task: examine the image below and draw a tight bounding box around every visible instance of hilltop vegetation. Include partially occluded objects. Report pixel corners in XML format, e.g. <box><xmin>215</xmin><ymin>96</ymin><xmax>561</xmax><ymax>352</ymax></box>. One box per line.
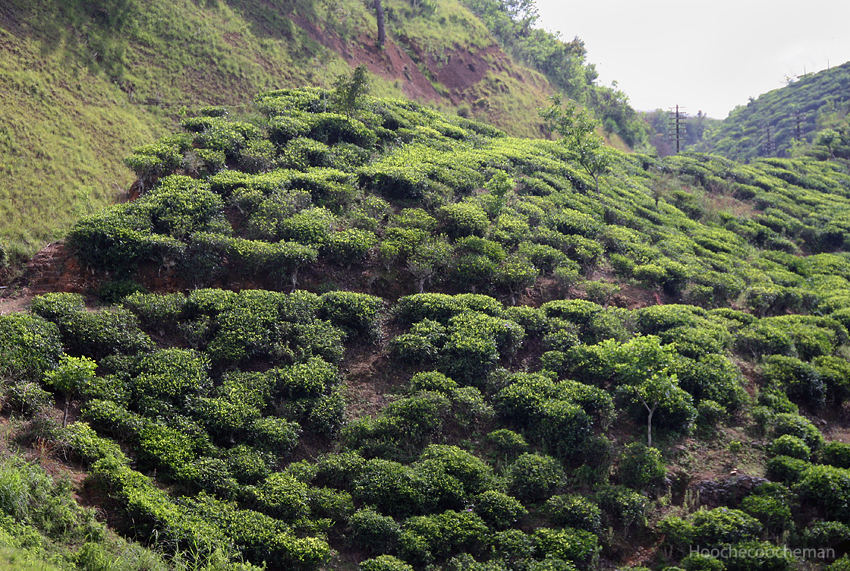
<box><xmin>696</xmin><ymin>61</ymin><xmax>850</xmax><ymax>162</ymax></box>
<box><xmin>0</xmin><ymin>0</ymin><xmax>648</xmax><ymax>261</ymax></box>
<box><xmin>5</xmin><ymin>85</ymin><xmax>850</xmax><ymax>570</ymax></box>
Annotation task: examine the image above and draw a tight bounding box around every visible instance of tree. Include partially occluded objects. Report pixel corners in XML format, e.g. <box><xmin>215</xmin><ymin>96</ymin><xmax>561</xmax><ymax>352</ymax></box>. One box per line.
<box><xmin>627</xmin><ymin>371</ymin><xmax>679</xmax><ymax>448</ymax></box>
<box><xmin>407</xmin><ymin>238</ymin><xmax>453</xmax><ymax>293</ymax></box>
<box><xmin>375</xmin><ymin>0</ymin><xmax>386</xmax><ymax>47</ymax></box>
<box><xmin>539</xmin><ymin>94</ymin><xmax>613</xmax><ymax>194</ymax></box>
<box><xmin>485</xmin><ymin>171</ymin><xmax>514</xmax><ymax>217</ymax></box>
<box><xmin>333</xmin><ymin>65</ymin><xmax>371</xmax><ymax>118</ymax></box>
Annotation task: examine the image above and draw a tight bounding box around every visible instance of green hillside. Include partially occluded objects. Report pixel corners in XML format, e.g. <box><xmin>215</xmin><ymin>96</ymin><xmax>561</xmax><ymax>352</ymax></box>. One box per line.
<box><xmin>5</xmin><ymin>87</ymin><xmax>850</xmax><ymax>570</ymax></box>
<box><xmin>696</xmin><ymin>61</ymin><xmax>850</xmax><ymax>162</ymax></box>
<box><xmin>0</xmin><ymin>0</ymin><xmax>649</xmax><ymax>262</ymax></box>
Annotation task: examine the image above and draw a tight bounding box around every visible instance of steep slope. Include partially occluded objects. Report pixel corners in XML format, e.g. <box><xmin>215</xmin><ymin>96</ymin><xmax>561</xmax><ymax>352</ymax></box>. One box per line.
<box><xmin>697</xmin><ymin>60</ymin><xmax>850</xmax><ymax>162</ymax></box>
<box><xmin>6</xmin><ymin>90</ymin><xmax>850</xmax><ymax>570</ymax></box>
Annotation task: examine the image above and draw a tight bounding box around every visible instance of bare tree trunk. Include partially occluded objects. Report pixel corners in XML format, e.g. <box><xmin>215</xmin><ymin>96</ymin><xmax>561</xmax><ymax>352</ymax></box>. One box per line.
<box><xmin>647</xmin><ymin>406</ymin><xmax>655</xmax><ymax>448</ymax></box>
<box><xmin>375</xmin><ymin>0</ymin><xmax>386</xmax><ymax>47</ymax></box>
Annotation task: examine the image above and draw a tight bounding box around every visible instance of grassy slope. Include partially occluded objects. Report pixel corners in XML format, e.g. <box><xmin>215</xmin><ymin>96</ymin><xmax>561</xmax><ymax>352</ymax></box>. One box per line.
<box><xmin>0</xmin><ymin>0</ymin><xmax>557</xmax><ymax>259</ymax></box>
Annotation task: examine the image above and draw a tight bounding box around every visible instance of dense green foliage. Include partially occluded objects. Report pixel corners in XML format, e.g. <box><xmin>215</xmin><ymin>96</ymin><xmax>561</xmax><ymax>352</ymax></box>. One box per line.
<box><xmin>10</xmin><ymin>82</ymin><xmax>850</xmax><ymax>571</ymax></box>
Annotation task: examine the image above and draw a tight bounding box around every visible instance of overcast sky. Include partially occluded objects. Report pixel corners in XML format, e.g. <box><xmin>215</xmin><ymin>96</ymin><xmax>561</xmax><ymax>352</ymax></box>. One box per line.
<box><xmin>533</xmin><ymin>0</ymin><xmax>850</xmax><ymax>118</ymax></box>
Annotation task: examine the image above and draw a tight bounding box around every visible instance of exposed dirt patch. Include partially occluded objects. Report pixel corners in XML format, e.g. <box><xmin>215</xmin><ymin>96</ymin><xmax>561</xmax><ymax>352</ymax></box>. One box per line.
<box><xmin>15</xmin><ymin>241</ymin><xmax>94</xmax><ymax>295</ymax></box>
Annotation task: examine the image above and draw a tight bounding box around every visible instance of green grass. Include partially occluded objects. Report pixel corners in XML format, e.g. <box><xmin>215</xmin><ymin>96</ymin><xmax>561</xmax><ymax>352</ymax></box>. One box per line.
<box><xmin>0</xmin><ymin>544</ymin><xmax>64</xmax><ymax>571</ymax></box>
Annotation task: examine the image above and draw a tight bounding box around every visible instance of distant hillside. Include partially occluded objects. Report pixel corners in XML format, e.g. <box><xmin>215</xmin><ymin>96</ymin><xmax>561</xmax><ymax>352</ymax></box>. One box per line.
<box><xmin>0</xmin><ymin>0</ymin><xmax>648</xmax><ymax>262</ymax></box>
<box><xmin>696</xmin><ymin>61</ymin><xmax>850</xmax><ymax>162</ymax></box>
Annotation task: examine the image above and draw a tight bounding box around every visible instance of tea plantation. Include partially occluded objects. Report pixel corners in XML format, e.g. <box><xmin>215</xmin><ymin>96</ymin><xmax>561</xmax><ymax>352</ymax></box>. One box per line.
<box><xmin>6</xmin><ymin>87</ymin><xmax>850</xmax><ymax>571</ymax></box>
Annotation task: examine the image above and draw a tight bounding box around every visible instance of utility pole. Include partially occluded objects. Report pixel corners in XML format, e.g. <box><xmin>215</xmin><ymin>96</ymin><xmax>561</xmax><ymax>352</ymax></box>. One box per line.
<box><xmin>793</xmin><ymin>110</ymin><xmax>807</xmax><ymax>140</ymax></box>
<box><xmin>762</xmin><ymin>124</ymin><xmax>776</xmax><ymax>156</ymax></box>
<box><xmin>668</xmin><ymin>105</ymin><xmax>686</xmax><ymax>154</ymax></box>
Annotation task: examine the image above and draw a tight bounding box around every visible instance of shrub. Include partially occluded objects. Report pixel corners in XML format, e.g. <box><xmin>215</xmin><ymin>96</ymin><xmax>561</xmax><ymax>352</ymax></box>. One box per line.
<box><xmin>545</xmin><ymin>495</ymin><xmax>602</xmax><ymax>534</ymax></box>
<box><xmin>672</xmin><ymin>355</ymin><xmax>747</xmax><ymax>411</ymax></box>
<box><xmin>761</xmin><ymin>355</ymin><xmax>824</xmax><ymax>409</ymax></box>
<box><xmin>246</xmin><ymin>472</ymin><xmax>310</xmax><ymax>521</ymax></box>
<box><xmin>507</xmin><ymin>453</ymin><xmax>565</xmax><ymax>503</ymax></box>
<box><xmin>597</xmin><ymin>485</ymin><xmax>648</xmax><ymax>531</ymax></box>
<box><xmin>438</xmin><ymin>202</ymin><xmax>489</xmax><ymax>239</ymax></box>
<box><xmin>485</xmin><ymin>429</ymin><xmax>529</xmax><ymax>461</ymax></box>
<box><xmin>349</xmin><ymin>508</ymin><xmax>402</xmax><ymax>554</ymax></box>
<box><xmin>402</xmin><ymin>510</ymin><xmax>489</xmax><ymax>560</ymax></box>
<box><xmin>696</xmin><ymin>400</ymin><xmax>727</xmax><ymax>435</ymax></box>
<box><xmin>409</xmin><ymin>371</ymin><xmax>458</xmax><ymax>394</ymax></box>
<box><xmin>738</xmin><ymin>492</ymin><xmax>793</xmax><ymax>537</ymax></box>
<box><xmin>764</xmin><ymin>456</ymin><xmax>810</xmax><ymax>486</ymax></box>
<box><xmin>250</xmin><ymin>417</ymin><xmax>301</xmax><ymax>454</ymax></box>
<box><xmin>533</xmin><ymin>527</ymin><xmax>599</xmax><ymax>570</ymax></box>
<box><xmin>226</xmin><ymin>445</ymin><xmax>274</xmax><ymax>484</ymax></box>
<box><xmin>0</xmin><ymin>314</ymin><xmax>62</xmax><ymax>382</ymax></box>
<box><xmin>722</xmin><ymin>540</ymin><xmax>794</xmax><ymax>571</ymax></box>
<box><xmin>680</xmin><ymin>553</ymin><xmax>725</xmax><ymax>571</ymax></box>
<box><xmin>820</xmin><ymin>441</ymin><xmax>850</xmax><ymax>469</ymax></box>
<box><xmin>472</xmin><ymin>490</ymin><xmax>527</xmax><ymax>530</ymax></box>
<box><xmin>359</xmin><ymin>555</ymin><xmax>414</xmax><ymax>571</ymax></box>
<box><xmin>324</xmin><ymin>229</ymin><xmax>378</xmax><ymax>267</ymax></box>
<box><xmin>134</xmin><ymin>348</ymin><xmax>211</xmax><ymax>402</ymax></box>
<box><xmin>278</xmin><ymin>207</ymin><xmax>337</xmax><ymax>246</ymax></box>
<box><xmin>801</xmin><ymin>520</ymin><xmax>850</xmax><ymax>549</ymax></box>
<box><xmin>771</xmin><ymin>413</ymin><xmax>824</xmax><ymax>450</ymax></box>
<box><xmin>63</xmin><ymin>422</ymin><xmax>128</xmax><ymax>466</ymax></box>
<box><xmin>688</xmin><ymin>508</ymin><xmax>762</xmax><ymax>545</ymax></box>
<box><xmin>122</xmin><ymin>292</ymin><xmax>187</xmax><ymax>332</ymax></box>
<box><xmin>417</xmin><ymin>445</ymin><xmax>493</xmax><ymax>495</ymax></box>
<box><xmin>796</xmin><ymin>464</ymin><xmax>850</xmax><ymax>522</ymax></box>
<box><xmin>319</xmin><ymin>291</ymin><xmax>384</xmax><ymax>340</ymax></box>
<box><xmin>312</xmin><ymin>451</ymin><xmax>365</xmax><ymax>489</ymax></box>
<box><xmin>814</xmin><ymin>355</ymin><xmax>850</xmax><ymax>404</ymax></box>
<box><xmin>769</xmin><ymin>435</ymin><xmax>810</xmax><ymax>460</ymax></box>
<box><xmin>618</xmin><ymin>443</ymin><xmax>666</xmax><ymax>490</ymax></box>
<box><xmin>352</xmin><ymin>459</ymin><xmax>426</xmax><ymax>518</ymax></box>
<box><xmin>308</xmin><ymin>388</ymin><xmax>347</xmax><ymax>436</ymax></box>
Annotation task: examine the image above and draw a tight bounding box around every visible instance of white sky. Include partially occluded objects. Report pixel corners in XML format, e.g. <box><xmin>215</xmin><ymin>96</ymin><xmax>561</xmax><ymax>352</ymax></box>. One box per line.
<box><xmin>533</xmin><ymin>0</ymin><xmax>850</xmax><ymax>118</ymax></box>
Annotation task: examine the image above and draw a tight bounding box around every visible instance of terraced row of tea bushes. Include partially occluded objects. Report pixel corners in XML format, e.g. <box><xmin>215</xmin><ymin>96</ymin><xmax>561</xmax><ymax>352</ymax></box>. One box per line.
<box><xmin>8</xmin><ymin>283</ymin><xmax>850</xmax><ymax>569</ymax></box>
<box><xmin>64</xmin><ymin>90</ymin><xmax>850</xmax><ymax>316</ymax></box>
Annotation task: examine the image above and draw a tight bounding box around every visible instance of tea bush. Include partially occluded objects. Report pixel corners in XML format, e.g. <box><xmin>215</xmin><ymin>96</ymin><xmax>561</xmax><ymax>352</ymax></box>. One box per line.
<box><xmin>246</xmin><ymin>472</ymin><xmax>310</xmax><ymax>521</ymax></box>
<box><xmin>319</xmin><ymin>291</ymin><xmax>384</xmax><ymax>340</ymax></box>
<box><xmin>359</xmin><ymin>555</ymin><xmax>414</xmax><ymax>571</ymax></box>
<box><xmin>618</xmin><ymin>443</ymin><xmax>666</xmax><ymax>490</ymax></box>
<box><xmin>761</xmin><ymin>355</ymin><xmax>824</xmax><ymax>409</ymax></box>
<box><xmin>472</xmin><ymin>490</ymin><xmax>527</xmax><ymax>530</ymax></box>
<box><xmin>820</xmin><ymin>441</ymin><xmax>850</xmax><ymax>469</ymax></box>
<box><xmin>795</xmin><ymin>464</ymin><xmax>850</xmax><ymax>522</ymax></box>
<box><xmin>769</xmin><ymin>435</ymin><xmax>810</xmax><ymax>460</ymax></box>
<box><xmin>771</xmin><ymin>413</ymin><xmax>824</xmax><ymax>450</ymax></box>
<box><xmin>401</xmin><ymin>510</ymin><xmax>489</xmax><ymax>561</ymax></box>
<box><xmin>544</xmin><ymin>495</ymin><xmax>602</xmax><ymax>535</ymax></box>
<box><xmin>350</xmin><ymin>508</ymin><xmax>402</xmax><ymax>554</ymax></box>
<box><xmin>417</xmin><ymin>445</ymin><xmax>493</xmax><ymax>495</ymax></box>
<box><xmin>507</xmin><ymin>453</ymin><xmax>565</xmax><ymax>503</ymax></box>
<box><xmin>0</xmin><ymin>314</ymin><xmax>62</xmax><ymax>382</ymax></box>
<box><xmin>533</xmin><ymin>527</ymin><xmax>599</xmax><ymax>570</ymax></box>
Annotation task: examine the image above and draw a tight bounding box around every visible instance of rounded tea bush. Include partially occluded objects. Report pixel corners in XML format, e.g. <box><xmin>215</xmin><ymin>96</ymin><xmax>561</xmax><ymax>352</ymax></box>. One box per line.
<box><xmin>472</xmin><ymin>490</ymin><xmax>527</xmax><ymax>530</ymax></box>
<box><xmin>507</xmin><ymin>453</ymin><xmax>565</xmax><ymax>503</ymax></box>
<box><xmin>769</xmin><ymin>434</ymin><xmax>811</xmax><ymax>460</ymax></box>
